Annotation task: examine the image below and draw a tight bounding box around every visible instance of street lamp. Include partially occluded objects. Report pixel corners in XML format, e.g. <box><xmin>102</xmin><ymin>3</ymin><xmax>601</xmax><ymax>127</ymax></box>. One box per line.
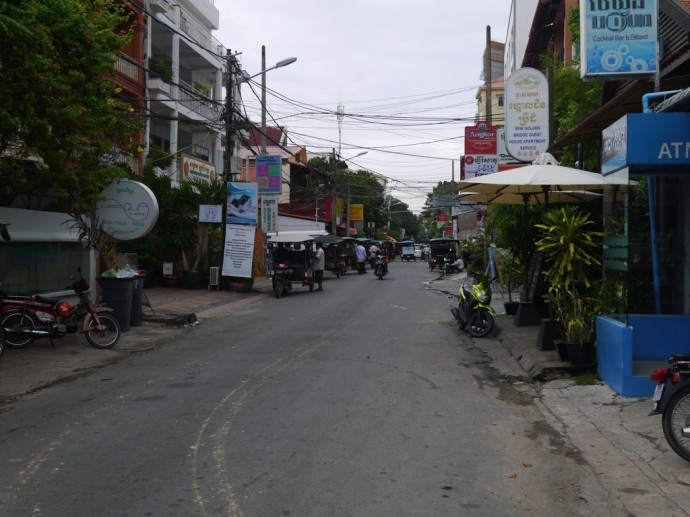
<box><xmin>224</xmin><ymin>48</ymin><xmax>297</xmax><ymax>178</ymax></box>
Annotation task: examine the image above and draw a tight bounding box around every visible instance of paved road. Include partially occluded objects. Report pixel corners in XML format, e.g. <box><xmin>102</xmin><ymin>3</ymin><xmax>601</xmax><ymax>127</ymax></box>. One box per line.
<box><xmin>0</xmin><ymin>262</ymin><xmax>639</xmax><ymax>515</ymax></box>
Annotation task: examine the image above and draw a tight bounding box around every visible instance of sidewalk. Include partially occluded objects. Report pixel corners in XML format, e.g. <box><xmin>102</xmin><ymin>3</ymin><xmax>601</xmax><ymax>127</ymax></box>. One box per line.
<box><xmin>0</xmin><ymin>275</ymin><xmax>275</xmax><ymax>402</ymax></box>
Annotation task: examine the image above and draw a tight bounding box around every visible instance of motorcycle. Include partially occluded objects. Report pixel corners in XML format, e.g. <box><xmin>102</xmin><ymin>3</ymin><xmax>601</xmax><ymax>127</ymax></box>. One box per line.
<box><xmin>649</xmin><ymin>354</ymin><xmax>690</xmax><ymax>461</ymax></box>
<box><xmin>374</xmin><ymin>253</ymin><xmax>388</xmax><ymax>280</ymax></box>
<box><xmin>272</xmin><ymin>262</ymin><xmax>293</xmax><ymax>298</ymax></box>
<box><xmin>0</xmin><ymin>270</ymin><xmax>121</xmax><ymax>349</ymax></box>
<box><xmin>450</xmin><ymin>279</ymin><xmax>495</xmax><ymax>337</ymax></box>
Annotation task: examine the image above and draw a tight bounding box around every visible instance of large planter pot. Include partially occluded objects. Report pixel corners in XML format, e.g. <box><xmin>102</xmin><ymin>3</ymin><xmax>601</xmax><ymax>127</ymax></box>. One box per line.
<box><xmin>504</xmin><ymin>301</ymin><xmax>519</xmax><ymax>316</ymax></box>
<box><xmin>554</xmin><ymin>340</ymin><xmax>569</xmax><ymax>362</ymax></box>
<box><xmin>182</xmin><ymin>270</ymin><xmax>206</xmax><ymax>289</ymax></box>
<box><xmin>566</xmin><ymin>343</ymin><xmax>593</xmax><ymax>365</ymax></box>
<box><xmin>536</xmin><ymin>319</ymin><xmax>561</xmax><ymax>351</ymax></box>
<box><xmin>228</xmin><ymin>277</ymin><xmax>254</xmax><ymax>292</ymax></box>
<box><xmin>162</xmin><ymin>275</ymin><xmax>182</xmax><ymax>288</ymax></box>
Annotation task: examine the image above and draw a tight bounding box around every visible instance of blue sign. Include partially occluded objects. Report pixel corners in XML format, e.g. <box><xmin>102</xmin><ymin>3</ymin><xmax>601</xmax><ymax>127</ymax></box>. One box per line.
<box><xmin>581</xmin><ymin>0</ymin><xmax>658</xmax><ymax>79</ymax></box>
<box><xmin>602</xmin><ymin>113</ymin><xmax>690</xmax><ymax>175</ymax></box>
<box><xmin>255</xmin><ymin>155</ymin><xmax>282</xmax><ymax>195</ymax></box>
<box><xmin>226</xmin><ymin>182</ymin><xmax>258</xmax><ymax>225</ymax></box>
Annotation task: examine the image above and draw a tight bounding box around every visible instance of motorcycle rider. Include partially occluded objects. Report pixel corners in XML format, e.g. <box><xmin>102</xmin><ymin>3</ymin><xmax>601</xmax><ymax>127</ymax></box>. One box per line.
<box><xmin>368</xmin><ymin>242</ymin><xmax>379</xmax><ymax>269</ymax></box>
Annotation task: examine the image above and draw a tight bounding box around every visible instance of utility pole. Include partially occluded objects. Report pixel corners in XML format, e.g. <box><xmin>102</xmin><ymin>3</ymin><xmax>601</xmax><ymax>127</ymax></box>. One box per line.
<box><xmin>261</xmin><ymin>45</ymin><xmax>267</xmax><ymax>155</ymax></box>
<box><xmin>224</xmin><ymin>49</ymin><xmax>237</xmax><ymax>180</ymax></box>
<box><xmin>331</xmin><ymin>148</ymin><xmax>338</xmax><ymax>236</ymax></box>
<box><xmin>486</xmin><ymin>26</ymin><xmax>492</xmax><ymax>125</ymax></box>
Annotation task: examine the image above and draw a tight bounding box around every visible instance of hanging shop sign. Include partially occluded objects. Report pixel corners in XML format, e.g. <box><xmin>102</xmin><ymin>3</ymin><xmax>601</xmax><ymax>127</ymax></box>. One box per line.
<box><xmin>199</xmin><ymin>205</ymin><xmax>222</xmax><ymax>223</ymax></box>
<box><xmin>602</xmin><ymin>113</ymin><xmax>690</xmax><ymax>175</ymax></box>
<box><xmin>255</xmin><ymin>155</ymin><xmax>282</xmax><ymax>195</ymax></box>
<box><xmin>181</xmin><ymin>154</ymin><xmax>217</xmax><ymax>184</ymax></box>
<box><xmin>505</xmin><ymin>68</ymin><xmax>549</xmax><ymax>162</ymax></box>
<box><xmin>581</xmin><ymin>0</ymin><xmax>658</xmax><ymax>80</ymax></box>
<box><xmin>349</xmin><ymin>204</ymin><xmax>364</xmax><ymax>221</ymax></box>
<box><xmin>464</xmin><ymin>154</ymin><xmax>499</xmax><ymax>177</ymax></box>
<box><xmin>261</xmin><ymin>195</ymin><xmax>279</xmax><ymax>233</ymax></box>
<box><xmin>96</xmin><ymin>180</ymin><xmax>159</xmax><ymax>240</ymax></box>
<box><xmin>226</xmin><ymin>182</ymin><xmax>258</xmax><ymax>225</ymax></box>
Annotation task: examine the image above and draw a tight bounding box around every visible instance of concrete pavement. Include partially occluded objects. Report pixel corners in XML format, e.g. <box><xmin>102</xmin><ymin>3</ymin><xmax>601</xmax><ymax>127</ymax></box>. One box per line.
<box><xmin>0</xmin><ymin>271</ymin><xmax>688</xmax><ymax>514</ymax></box>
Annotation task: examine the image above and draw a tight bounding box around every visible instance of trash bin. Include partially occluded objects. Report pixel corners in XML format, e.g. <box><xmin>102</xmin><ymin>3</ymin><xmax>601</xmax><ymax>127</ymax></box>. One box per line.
<box><xmin>130</xmin><ymin>274</ymin><xmax>144</xmax><ymax>326</ymax></box>
<box><xmin>97</xmin><ymin>276</ymin><xmax>134</xmax><ymax>332</ymax></box>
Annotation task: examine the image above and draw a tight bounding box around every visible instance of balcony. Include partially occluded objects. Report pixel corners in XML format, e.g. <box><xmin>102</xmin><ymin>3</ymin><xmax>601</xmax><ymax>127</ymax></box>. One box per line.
<box><xmin>178</xmin><ymin>79</ymin><xmax>220</xmax><ymax>120</ymax></box>
<box><xmin>147</xmin><ymin>77</ymin><xmax>171</xmax><ymax>97</ymax></box>
<box><xmin>115</xmin><ymin>54</ymin><xmax>139</xmax><ymax>82</ymax></box>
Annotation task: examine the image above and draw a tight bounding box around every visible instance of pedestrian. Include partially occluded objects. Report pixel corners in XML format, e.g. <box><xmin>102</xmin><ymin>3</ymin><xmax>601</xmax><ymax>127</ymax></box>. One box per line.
<box><xmin>368</xmin><ymin>242</ymin><xmax>379</xmax><ymax>269</ymax></box>
<box><xmin>355</xmin><ymin>242</ymin><xmax>367</xmax><ymax>274</ymax></box>
<box><xmin>312</xmin><ymin>241</ymin><xmax>325</xmax><ymax>291</ymax></box>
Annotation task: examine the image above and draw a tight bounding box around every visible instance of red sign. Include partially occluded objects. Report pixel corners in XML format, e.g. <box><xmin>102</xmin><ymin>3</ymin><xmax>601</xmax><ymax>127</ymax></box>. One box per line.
<box><xmin>436</xmin><ymin>213</ymin><xmax>448</xmax><ymax>223</ymax></box>
<box><xmin>465</xmin><ymin>123</ymin><xmax>498</xmax><ymax>155</ymax></box>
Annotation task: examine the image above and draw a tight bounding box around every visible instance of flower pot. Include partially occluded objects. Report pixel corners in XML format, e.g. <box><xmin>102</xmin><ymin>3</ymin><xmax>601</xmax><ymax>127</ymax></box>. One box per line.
<box><xmin>162</xmin><ymin>275</ymin><xmax>182</xmax><ymax>288</ymax></box>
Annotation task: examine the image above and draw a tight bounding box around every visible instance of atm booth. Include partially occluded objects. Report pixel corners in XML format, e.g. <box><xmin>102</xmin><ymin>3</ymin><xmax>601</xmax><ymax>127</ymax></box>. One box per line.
<box><xmin>597</xmin><ymin>111</ymin><xmax>690</xmax><ymax>396</ymax></box>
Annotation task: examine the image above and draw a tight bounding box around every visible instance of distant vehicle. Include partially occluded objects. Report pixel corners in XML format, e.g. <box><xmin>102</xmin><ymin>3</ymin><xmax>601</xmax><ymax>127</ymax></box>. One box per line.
<box><xmin>414</xmin><ymin>244</ymin><xmax>422</xmax><ymax>260</ymax></box>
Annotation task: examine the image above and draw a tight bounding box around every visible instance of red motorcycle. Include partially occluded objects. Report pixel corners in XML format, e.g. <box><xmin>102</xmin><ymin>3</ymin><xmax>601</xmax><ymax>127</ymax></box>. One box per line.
<box><xmin>0</xmin><ymin>270</ymin><xmax>121</xmax><ymax>349</ymax></box>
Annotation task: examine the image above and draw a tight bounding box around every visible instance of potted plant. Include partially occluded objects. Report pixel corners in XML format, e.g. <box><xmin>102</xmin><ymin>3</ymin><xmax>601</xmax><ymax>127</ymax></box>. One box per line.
<box><xmin>535</xmin><ymin>206</ymin><xmax>603</xmax><ymax>363</ymax></box>
<box><xmin>496</xmin><ymin>248</ymin><xmax>522</xmax><ymax>315</ymax></box>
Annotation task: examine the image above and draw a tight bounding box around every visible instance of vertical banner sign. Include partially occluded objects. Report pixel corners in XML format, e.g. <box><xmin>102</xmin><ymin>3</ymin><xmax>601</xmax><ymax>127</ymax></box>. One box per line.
<box><xmin>581</xmin><ymin>0</ymin><xmax>657</xmax><ymax>80</ymax></box>
<box><xmin>349</xmin><ymin>204</ymin><xmax>364</xmax><ymax>221</ymax></box>
<box><xmin>261</xmin><ymin>195</ymin><xmax>279</xmax><ymax>232</ymax></box>
<box><xmin>464</xmin><ymin>123</ymin><xmax>498</xmax><ymax>177</ymax></box>
<box><xmin>505</xmin><ymin>68</ymin><xmax>549</xmax><ymax>162</ymax></box>
<box><xmin>255</xmin><ymin>155</ymin><xmax>282</xmax><ymax>194</ymax></box>
<box><xmin>226</xmin><ymin>182</ymin><xmax>258</xmax><ymax>225</ymax></box>
<box><xmin>222</xmin><ymin>224</ymin><xmax>256</xmax><ymax>278</ymax></box>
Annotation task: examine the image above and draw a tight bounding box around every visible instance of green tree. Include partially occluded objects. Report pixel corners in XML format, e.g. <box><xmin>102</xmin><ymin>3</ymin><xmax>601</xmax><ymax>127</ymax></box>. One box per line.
<box><xmin>0</xmin><ymin>0</ymin><xmax>141</xmax><ymax>210</ymax></box>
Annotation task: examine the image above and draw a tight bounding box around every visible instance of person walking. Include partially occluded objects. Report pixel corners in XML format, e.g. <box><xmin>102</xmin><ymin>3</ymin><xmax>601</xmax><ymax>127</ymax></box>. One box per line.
<box><xmin>355</xmin><ymin>242</ymin><xmax>367</xmax><ymax>274</ymax></box>
<box><xmin>313</xmin><ymin>242</ymin><xmax>325</xmax><ymax>290</ymax></box>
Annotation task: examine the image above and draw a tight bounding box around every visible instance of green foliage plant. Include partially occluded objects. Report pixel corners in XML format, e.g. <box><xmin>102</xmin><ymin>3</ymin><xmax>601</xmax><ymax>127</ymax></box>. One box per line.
<box><xmin>0</xmin><ymin>0</ymin><xmax>143</xmax><ymax>209</ymax></box>
<box><xmin>535</xmin><ymin>206</ymin><xmax>603</xmax><ymax>345</ymax></box>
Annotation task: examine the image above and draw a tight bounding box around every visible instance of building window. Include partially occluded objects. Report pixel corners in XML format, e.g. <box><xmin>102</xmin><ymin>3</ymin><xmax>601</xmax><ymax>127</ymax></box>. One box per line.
<box><xmin>497</xmin><ymin>95</ymin><xmax>504</xmax><ymax>108</ymax></box>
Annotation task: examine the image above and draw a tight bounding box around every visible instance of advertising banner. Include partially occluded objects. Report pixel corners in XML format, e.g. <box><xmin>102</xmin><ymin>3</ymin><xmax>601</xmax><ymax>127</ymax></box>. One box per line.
<box><xmin>581</xmin><ymin>0</ymin><xmax>657</xmax><ymax>80</ymax></box>
<box><xmin>226</xmin><ymin>182</ymin><xmax>258</xmax><ymax>225</ymax></box>
<box><xmin>96</xmin><ymin>180</ymin><xmax>159</xmax><ymax>240</ymax></box>
<box><xmin>464</xmin><ymin>123</ymin><xmax>498</xmax><ymax>155</ymax></box>
<box><xmin>505</xmin><ymin>68</ymin><xmax>549</xmax><ymax>162</ymax></box>
<box><xmin>349</xmin><ymin>204</ymin><xmax>364</xmax><ymax>221</ymax></box>
<box><xmin>199</xmin><ymin>205</ymin><xmax>222</xmax><ymax>223</ymax></box>
<box><xmin>255</xmin><ymin>155</ymin><xmax>282</xmax><ymax>194</ymax></box>
<box><xmin>464</xmin><ymin>154</ymin><xmax>499</xmax><ymax>176</ymax></box>
<box><xmin>261</xmin><ymin>195</ymin><xmax>279</xmax><ymax>233</ymax></box>
<box><xmin>222</xmin><ymin>224</ymin><xmax>255</xmax><ymax>278</ymax></box>
<box><xmin>181</xmin><ymin>154</ymin><xmax>217</xmax><ymax>184</ymax></box>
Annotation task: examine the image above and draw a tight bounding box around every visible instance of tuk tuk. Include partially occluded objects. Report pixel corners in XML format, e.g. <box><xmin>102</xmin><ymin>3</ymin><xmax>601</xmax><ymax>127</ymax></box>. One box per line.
<box><xmin>268</xmin><ymin>234</ymin><xmax>316</xmax><ymax>298</ymax></box>
<box><xmin>400</xmin><ymin>240</ymin><xmax>416</xmax><ymax>262</ymax></box>
<box><xmin>428</xmin><ymin>238</ymin><xmax>460</xmax><ymax>271</ymax></box>
<box><xmin>315</xmin><ymin>234</ymin><xmax>347</xmax><ymax>278</ymax></box>
<box><xmin>337</xmin><ymin>237</ymin><xmax>359</xmax><ymax>273</ymax></box>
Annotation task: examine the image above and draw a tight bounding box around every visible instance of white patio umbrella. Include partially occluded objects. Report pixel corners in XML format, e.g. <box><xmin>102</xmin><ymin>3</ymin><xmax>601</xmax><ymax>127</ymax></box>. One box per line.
<box><xmin>456</xmin><ymin>190</ymin><xmax>602</xmax><ymax>205</ymax></box>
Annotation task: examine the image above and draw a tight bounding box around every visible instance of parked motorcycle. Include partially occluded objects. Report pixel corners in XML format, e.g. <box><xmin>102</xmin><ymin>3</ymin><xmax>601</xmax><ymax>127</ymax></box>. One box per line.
<box><xmin>650</xmin><ymin>355</ymin><xmax>690</xmax><ymax>461</ymax></box>
<box><xmin>374</xmin><ymin>253</ymin><xmax>388</xmax><ymax>280</ymax></box>
<box><xmin>450</xmin><ymin>279</ymin><xmax>495</xmax><ymax>337</ymax></box>
<box><xmin>0</xmin><ymin>270</ymin><xmax>121</xmax><ymax>349</ymax></box>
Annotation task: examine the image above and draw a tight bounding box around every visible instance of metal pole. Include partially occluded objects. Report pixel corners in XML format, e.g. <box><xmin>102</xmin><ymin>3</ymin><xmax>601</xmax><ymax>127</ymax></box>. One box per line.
<box><xmin>261</xmin><ymin>45</ymin><xmax>267</xmax><ymax>155</ymax></box>
<box><xmin>224</xmin><ymin>49</ymin><xmax>234</xmax><ymax>178</ymax></box>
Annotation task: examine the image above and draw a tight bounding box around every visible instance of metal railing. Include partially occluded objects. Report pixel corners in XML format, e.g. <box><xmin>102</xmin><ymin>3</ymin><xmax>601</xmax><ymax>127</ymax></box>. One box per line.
<box><xmin>178</xmin><ymin>78</ymin><xmax>221</xmax><ymax>120</ymax></box>
<box><xmin>115</xmin><ymin>54</ymin><xmax>139</xmax><ymax>81</ymax></box>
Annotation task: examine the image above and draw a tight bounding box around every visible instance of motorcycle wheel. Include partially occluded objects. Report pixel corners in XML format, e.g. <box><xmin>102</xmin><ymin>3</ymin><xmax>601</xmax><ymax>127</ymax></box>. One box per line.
<box><xmin>468</xmin><ymin>310</ymin><xmax>494</xmax><ymax>338</ymax></box>
<box><xmin>662</xmin><ymin>385</ymin><xmax>690</xmax><ymax>462</ymax></box>
<box><xmin>1</xmin><ymin>310</ymin><xmax>36</xmax><ymax>348</ymax></box>
<box><xmin>0</xmin><ymin>325</ymin><xmax>4</xmax><ymax>358</ymax></box>
<box><xmin>377</xmin><ymin>267</ymin><xmax>383</xmax><ymax>280</ymax></box>
<box><xmin>274</xmin><ymin>277</ymin><xmax>284</xmax><ymax>299</ymax></box>
<box><xmin>85</xmin><ymin>313</ymin><xmax>121</xmax><ymax>349</ymax></box>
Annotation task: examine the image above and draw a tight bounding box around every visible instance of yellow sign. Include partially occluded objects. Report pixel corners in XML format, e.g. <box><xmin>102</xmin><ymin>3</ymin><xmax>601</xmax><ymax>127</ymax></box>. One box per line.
<box><xmin>349</xmin><ymin>204</ymin><xmax>364</xmax><ymax>221</ymax></box>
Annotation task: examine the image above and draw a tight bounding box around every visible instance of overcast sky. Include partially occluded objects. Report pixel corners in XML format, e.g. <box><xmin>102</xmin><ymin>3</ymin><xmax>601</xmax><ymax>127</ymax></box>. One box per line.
<box><xmin>217</xmin><ymin>1</ymin><xmax>511</xmax><ymax>214</ymax></box>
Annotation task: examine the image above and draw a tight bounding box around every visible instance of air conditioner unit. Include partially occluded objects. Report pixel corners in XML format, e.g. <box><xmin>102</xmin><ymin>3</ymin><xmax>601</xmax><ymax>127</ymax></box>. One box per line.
<box><xmin>209</xmin><ymin>267</ymin><xmax>220</xmax><ymax>290</ymax></box>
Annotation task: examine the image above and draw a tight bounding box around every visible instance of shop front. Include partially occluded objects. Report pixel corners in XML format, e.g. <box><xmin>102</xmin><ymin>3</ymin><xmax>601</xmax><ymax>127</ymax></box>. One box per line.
<box><xmin>597</xmin><ymin>111</ymin><xmax>690</xmax><ymax>396</ymax></box>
